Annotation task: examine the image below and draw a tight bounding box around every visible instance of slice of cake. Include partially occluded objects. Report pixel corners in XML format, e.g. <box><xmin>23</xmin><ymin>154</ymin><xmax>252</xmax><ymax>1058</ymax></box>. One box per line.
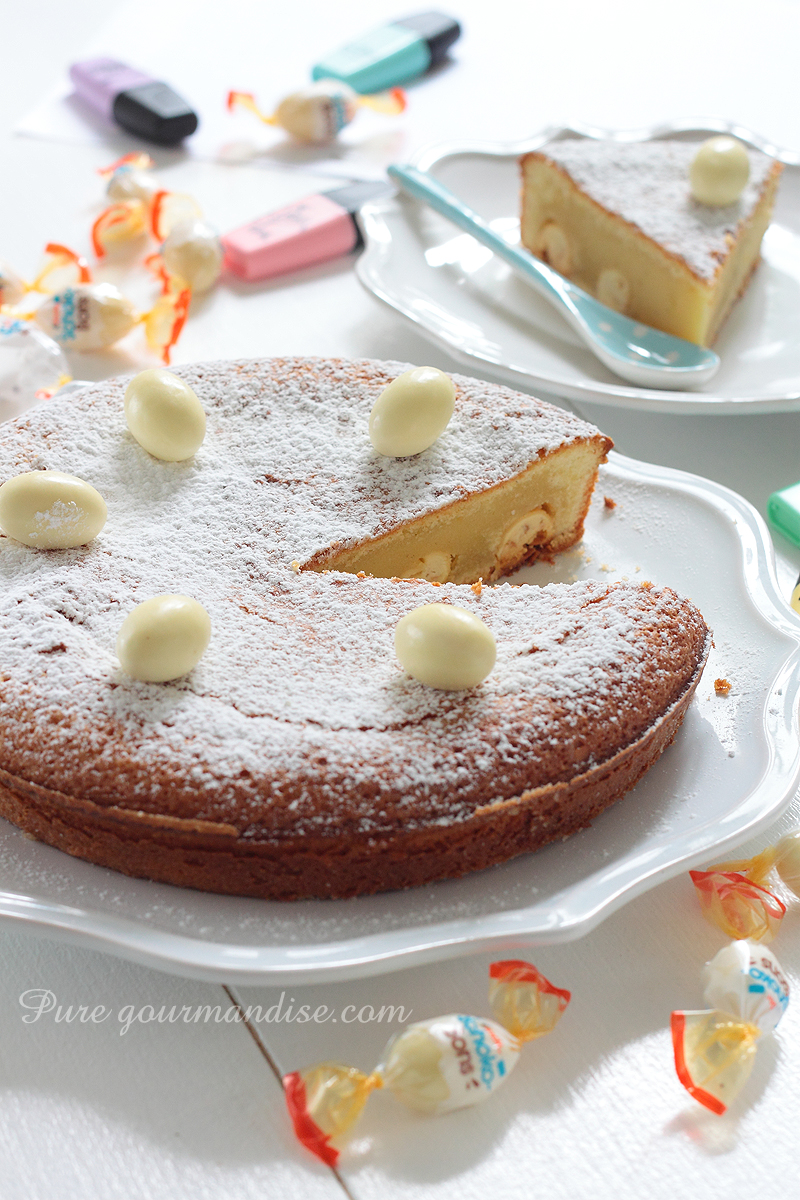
<box><xmin>520</xmin><ymin>139</ymin><xmax>783</xmax><ymax>346</ymax></box>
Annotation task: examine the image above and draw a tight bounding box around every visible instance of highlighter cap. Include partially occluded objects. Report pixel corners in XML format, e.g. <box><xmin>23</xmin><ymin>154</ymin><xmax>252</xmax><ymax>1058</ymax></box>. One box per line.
<box><xmin>394</xmin><ymin>12</ymin><xmax>462</xmax><ymax>67</ymax></box>
<box><xmin>311</xmin><ymin>10</ymin><xmax>461</xmax><ymax>93</ymax></box>
<box><xmin>113</xmin><ymin>82</ymin><xmax>198</xmax><ymax>145</ymax></box>
<box><xmin>70</xmin><ymin>57</ymin><xmax>198</xmax><ymax>145</ymax></box>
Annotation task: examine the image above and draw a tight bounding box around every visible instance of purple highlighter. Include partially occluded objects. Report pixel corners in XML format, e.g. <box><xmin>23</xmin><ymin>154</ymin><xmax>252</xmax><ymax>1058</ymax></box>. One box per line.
<box><xmin>69</xmin><ymin>58</ymin><xmax>198</xmax><ymax>146</ymax></box>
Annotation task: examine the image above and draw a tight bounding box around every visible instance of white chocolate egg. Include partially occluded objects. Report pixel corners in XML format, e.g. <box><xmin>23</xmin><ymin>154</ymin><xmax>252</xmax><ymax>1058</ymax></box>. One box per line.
<box><xmin>0</xmin><ymin>259</ymin><xmax>26</xmax><ymax>307</ymax></box>
<box><xmin>124</xmin><ymin>368</ymin><xmax>206</xmax><ymax>461</ymax></box>
<box><xmin>274</xmin><ymin>80</ymin><xmax>359</xmax><ymax>143</ymax></box>
<box><xmin>690</xmin><ymin>136</ymin><xmax>750</xmax><ymax>206</ymax></box>
<box><xmin>161</xmin><ymin>220</ymin><xmax>223</xmax><ymax>293</ymax></box>
<box><xmin>369</xmin><ymin>367</ymin><xmax>455</xmax><ymax>457</ymax></box>
<box><xmin>0</xmin><ymin>470</ymin><xmax>107</xmax><ymax>548</ymax></box>
<box><xmin>34</xmin><ymin>283</ymin><xmax>137</xmax><ymax>351</ymax></box>
<box><xmin>116</xmin><ymin>594</ymin><xmax>211</xmax><ymax>682</ymax></box>
<box><xmin>395</xmin><ymin>603</ymin><xmax>496</xmax><ymax>690</ymax></box>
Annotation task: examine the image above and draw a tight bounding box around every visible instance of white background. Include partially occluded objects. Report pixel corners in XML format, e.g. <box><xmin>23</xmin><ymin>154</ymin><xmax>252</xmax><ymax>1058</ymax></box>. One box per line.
<box><xmin>3</xmin><ymin>2</ymin><xmax>800</xmax><ymax>1196</ymax></box>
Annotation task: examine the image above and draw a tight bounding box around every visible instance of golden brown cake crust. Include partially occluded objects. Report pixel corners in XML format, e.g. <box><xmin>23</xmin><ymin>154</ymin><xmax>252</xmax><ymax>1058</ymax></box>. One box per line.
<box><xmin>0</xmin><ymin>623</ymin><xmax>707</xmax><ymax>899</ymax></box>
<box><xmin>0</xmin><ymin>358</ymin><xmax>709</xmax><ymax>899</ymax></box>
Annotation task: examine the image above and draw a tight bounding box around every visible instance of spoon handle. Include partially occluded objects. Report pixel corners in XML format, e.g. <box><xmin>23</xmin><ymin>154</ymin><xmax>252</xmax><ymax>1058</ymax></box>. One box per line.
<box><xmin>386</xmin><ymin>163</ymin><xmax>573</xmax><ymax>313</ymax></box>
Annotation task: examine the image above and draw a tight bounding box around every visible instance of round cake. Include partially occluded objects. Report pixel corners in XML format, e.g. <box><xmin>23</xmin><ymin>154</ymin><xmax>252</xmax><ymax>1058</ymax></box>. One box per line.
<box><xmin>0</xmin><ymin>357</ymin><xmax>709</xmax><ymax>899</ymax></box>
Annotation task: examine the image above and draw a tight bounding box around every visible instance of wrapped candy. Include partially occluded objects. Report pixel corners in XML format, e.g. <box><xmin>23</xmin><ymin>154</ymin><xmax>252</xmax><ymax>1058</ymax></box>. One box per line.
<box><xmin>689</xmin><ymin>832</ymin><xmax>800</xmax><ymax>942</ymax></box>
<box><xmin>23</xmin><ymin>244</ymin><xmax>188</xmax><ymax>363</ymax></box>
<box><xmin>671</xmin><ymin>940</ymin><xmax>789</xmax><ymax>1114</ymax></box>
<box><xmin>34</xmin><ymin>280</ymin><xmax>139</xmax><ymax>352</ymax></box>
<box><xmin>227</xmin><ymin>79</ymin><xmax>406</xmax><ymax>145</ymax></box>
<box><xmin>0</xmin><ymin>315</ymin><xmax>70</xmax><ymax>417</ymax></box>
<box><xmin>153</xmin><ymin>219</ymin><xmax>222</xmax><ymax>294</ymax></box>
<box><xmin>283</xmin><ymin>960</ymin><xmax>570</xmax><ymax>1166</ymax></box>
<box><xmin>93</xmin><ymin>157</ymin><xmax>222</xmax><ymax>296</ymax></box>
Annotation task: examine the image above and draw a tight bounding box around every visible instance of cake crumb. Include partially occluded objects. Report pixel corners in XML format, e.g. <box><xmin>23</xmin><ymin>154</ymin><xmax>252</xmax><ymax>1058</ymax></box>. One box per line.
<box><xmin>714</xmin><ymin>678</ymin><xmax>732</xmax><ymax>695</ymax></box>
<box><xmin>641</xmin><ymin>580</ymin><xmax>653</xmax><ymax>589</ymax></box>
<box><xmin>290</xmin><ymin>560</ymin><xmax>301</xmax><ymax>574</ymax></box>
<box><xmin>471</xmin><ymin>579</ymin><xmax>483</xmax><ymax>597</ymax></box>
<box><xmin>357</xmin><ymin>571</ymin><xmax>366</xmax><ymax>579</ymax></box>
<box><xmin>603</xmin><ymin>496</ymin><xmax>617</xmax><ymax>509</ymax></box>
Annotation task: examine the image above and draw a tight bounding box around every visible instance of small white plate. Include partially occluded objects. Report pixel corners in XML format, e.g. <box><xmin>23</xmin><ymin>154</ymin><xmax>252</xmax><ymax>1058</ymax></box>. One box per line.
<box><xmin>357</xmin><ymin>121</ymin><xmax>800</xmax><ymax>413</ymax></box>
<box><xmin>2</xmin><ymin>453</ymin><xmax>800</xmax><ymax>983</ymax></box>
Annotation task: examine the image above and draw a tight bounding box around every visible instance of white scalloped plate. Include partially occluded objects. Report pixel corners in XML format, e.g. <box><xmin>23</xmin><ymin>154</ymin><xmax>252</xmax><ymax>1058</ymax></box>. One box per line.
<box><xmin>357</xmin><ymin>120</ymin><xmax>800</xmax><ymax>413</ymax></box>
<box><xmin>2</xmin><ymin>452</ymin><xmax>800</xmax><ymax>983</ymax></box>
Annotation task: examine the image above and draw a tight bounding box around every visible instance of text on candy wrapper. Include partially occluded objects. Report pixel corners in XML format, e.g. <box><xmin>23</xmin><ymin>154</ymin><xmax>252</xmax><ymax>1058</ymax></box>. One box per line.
<box><xmin>748</xmin><ymin>964</ymin><xmax>790</xmax><ymax>1012</ymax></box>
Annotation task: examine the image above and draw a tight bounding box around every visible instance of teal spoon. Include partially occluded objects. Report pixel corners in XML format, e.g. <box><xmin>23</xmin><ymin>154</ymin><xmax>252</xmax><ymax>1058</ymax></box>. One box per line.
<box><xmin>387</xmin><ymin>163</ymin><xmax>720</xmax><ymax>390</ymax></box>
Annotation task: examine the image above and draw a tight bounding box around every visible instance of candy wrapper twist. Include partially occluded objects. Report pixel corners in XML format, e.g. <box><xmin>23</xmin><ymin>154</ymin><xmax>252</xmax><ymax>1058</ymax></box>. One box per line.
<box><xmin>690</xmin><ymin>831</ymin><xmax>800</xmax><ymax>941</ymax></box>
<box><xmin>671</xmin><ymin>940</ymin><xmax>789</xmax><ymax>1114</ymax></box>
<box><xmin>283</xmin><ymin>960</ymin><xmax>570</xmax><ymax>1166</ymax></box>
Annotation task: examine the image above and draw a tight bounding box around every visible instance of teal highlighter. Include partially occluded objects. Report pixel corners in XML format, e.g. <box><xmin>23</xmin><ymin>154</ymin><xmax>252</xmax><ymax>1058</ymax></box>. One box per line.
<box><xmin>768</xmin><ymin>481</ymin><xmax>800</xmax><ymax>547</ymax></box>
<box><xmin>311</xmin><ymin>11</ymin><xmax>461</xmax><ymax>94</ymax></box>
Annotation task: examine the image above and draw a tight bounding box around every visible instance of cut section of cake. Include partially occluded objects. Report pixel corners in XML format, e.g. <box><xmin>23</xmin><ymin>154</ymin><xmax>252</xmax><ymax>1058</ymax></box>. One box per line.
<box><xmin>520</xmin><ymin>139</ymin><xmax>783</xmax><ymax>346</ymax></box>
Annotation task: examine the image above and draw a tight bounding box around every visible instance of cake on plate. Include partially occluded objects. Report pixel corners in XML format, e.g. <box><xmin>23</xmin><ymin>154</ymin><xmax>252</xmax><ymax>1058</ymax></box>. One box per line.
<box><xmin>520</xmin><ymin>138</ymin><xmax>783</xmax><ymax>345</ymax></box>
<box><xmin>0</xmin><ymin>358</ymin><xmax>710</xmax><ymax>899</ymax></box>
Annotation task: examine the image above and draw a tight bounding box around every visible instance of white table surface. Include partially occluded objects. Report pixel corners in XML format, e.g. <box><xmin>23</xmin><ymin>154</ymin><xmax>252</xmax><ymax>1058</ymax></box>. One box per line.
<box><xmin>4</xmin><ymin>3</ymin><xmax>800</xmax><ymax>1197</ymax></box>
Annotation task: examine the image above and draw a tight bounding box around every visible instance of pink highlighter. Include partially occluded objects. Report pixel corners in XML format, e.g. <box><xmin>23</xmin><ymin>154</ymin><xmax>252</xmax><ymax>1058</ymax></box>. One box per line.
<box><xmin>221</xmin><ymin>182</ymin><xmax>391</xmax><ymax>281</ymax></box>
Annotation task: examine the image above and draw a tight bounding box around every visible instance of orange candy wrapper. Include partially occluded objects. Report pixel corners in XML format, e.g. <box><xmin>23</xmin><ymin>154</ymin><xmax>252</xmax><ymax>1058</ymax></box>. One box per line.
<box><xmin>283</xmin><ymin>960</ymin><xmax>570</xmax><ymax>1166</ymax></box>
<box><xmin>671</xmin><ymin>940</ymin><xmax>789</xmax><ymax>1114</ymax></box>
<box><xmin>689</xmin><ymin>833</ymin><xmax>800</xmax><ymax>941</ymax></box>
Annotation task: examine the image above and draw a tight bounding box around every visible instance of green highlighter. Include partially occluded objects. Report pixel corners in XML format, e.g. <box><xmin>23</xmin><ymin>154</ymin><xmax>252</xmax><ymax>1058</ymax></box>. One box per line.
<box><xmin>311</xmin><ymin>11</ymin><xmax>461</xmax><ymax>94</ymax></box>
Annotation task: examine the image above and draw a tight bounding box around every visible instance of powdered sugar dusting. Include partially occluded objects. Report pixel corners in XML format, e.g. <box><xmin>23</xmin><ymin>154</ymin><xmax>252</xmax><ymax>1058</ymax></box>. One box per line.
<box><xmin>537</xmin><ymin>139</ymin><xmax>776</xmax><ymax>279</ymax></box>
<box><xmin>0</xmin><ymin>358</ymin><xmax>706</xmax><ymax>838</ymax></box>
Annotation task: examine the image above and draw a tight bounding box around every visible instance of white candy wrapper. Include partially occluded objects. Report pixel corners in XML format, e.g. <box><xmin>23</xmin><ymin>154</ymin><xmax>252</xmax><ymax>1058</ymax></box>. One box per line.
<box><xmin>671</xmin><ymin>940</ymin><xmax>789</xmax><ymax>1113</ymax></box>
<box><xmin>379</xmin><ymin>1013</ymin><xmax>522</xmax><ymax>1115</ymax></box>
<box><xmin>34</xmin><ymin>283</ymin><xmax>138</xmax><ymax>352</ymax></box>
